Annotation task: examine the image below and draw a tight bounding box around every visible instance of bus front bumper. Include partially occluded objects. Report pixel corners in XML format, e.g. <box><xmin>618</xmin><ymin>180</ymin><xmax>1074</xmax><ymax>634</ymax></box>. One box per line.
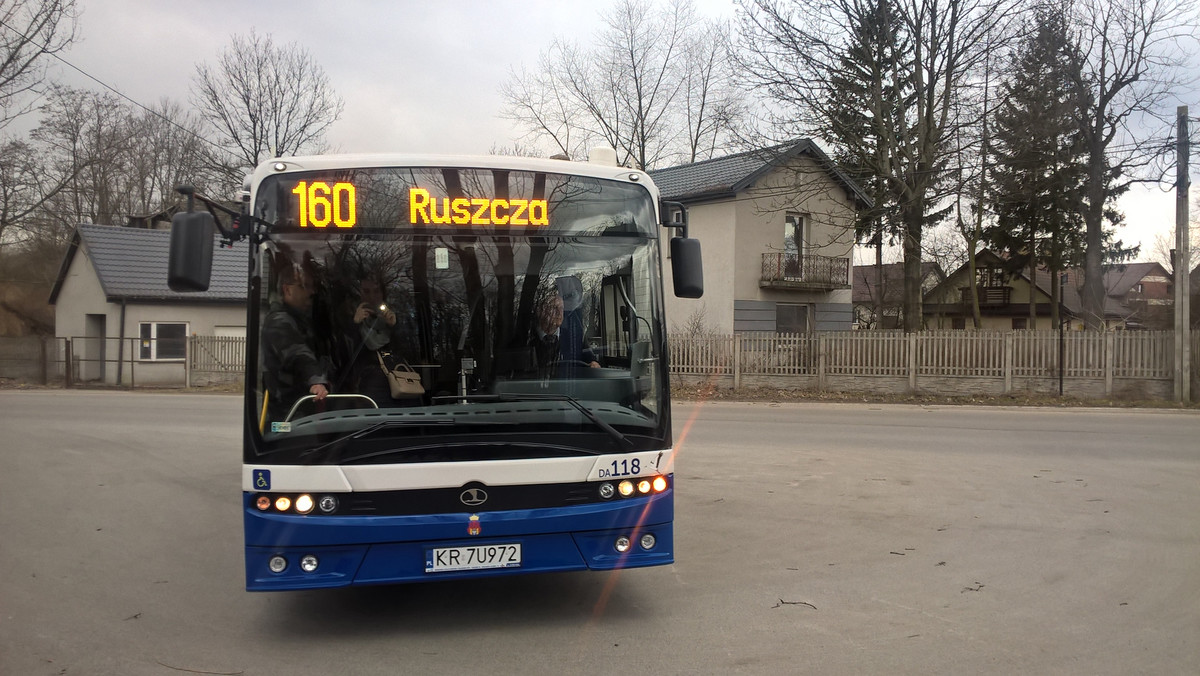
<box><xmin>243</xmin><ymin>493</ymin><xmax>673</xmax><ymax>591</ymax></box>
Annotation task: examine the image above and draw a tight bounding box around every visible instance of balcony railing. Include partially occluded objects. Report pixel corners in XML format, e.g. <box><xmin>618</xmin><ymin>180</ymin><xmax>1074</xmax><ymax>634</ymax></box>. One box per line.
<box><xmin>960</xmin><ymin>286</ymin><xmax>1012</xmax><ymax>307</ymax></box>
<box><xmin>760</xmin><ymin>253</ymin><xmax>851</xmax><ymax>290</ymax></box>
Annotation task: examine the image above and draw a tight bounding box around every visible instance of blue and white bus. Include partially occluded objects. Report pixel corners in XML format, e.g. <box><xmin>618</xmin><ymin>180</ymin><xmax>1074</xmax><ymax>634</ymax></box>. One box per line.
<box><xmin>168</xmin><ymin>151</ymin><xmax>702</xmax><ymax>591</ymax></box>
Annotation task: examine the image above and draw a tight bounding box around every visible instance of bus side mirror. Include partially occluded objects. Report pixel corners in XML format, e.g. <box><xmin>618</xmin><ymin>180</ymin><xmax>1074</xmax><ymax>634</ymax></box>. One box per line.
<box><xmin>670</xmin><ymin>236</ymin><xmax>703</xmax><ymax>298</ymax></box>
<box><xmin>168</xmin><ymin>211</ymin><xmax>216</xmax><ymax>292</ymax></box>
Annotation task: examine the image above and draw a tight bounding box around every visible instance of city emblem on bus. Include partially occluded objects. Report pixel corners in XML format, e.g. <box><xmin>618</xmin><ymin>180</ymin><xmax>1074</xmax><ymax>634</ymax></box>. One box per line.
<box><xmin>253</xmin><ymin>469</ymin><xmax>271</xmax><ymax>491</ymax></box>
<box><xmin>468</xmin><ymin>515</ymin><xmax>481</xmax><ymax>536</ymax></box>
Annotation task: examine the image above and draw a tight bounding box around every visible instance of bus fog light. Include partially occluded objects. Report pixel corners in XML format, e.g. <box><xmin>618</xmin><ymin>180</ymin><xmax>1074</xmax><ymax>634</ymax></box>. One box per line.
<box><xmin>640</xmin><ymin>533</ymin><xmax>657</xmax><ymax>550</ymax></box>
<box><xmin>618</xmin><ymin>480</ymin><xmax>634</xmax><ymax>497</ymax></box>
<box><xmin>599</xmin><ymin>482</ymin><xmax>615</xmax><ymax>499</ymax></box>
<box><xmin>652</xmin><ymin>476</ymin><xmax>668</xmax><ymax>492</ymax></box>
<box><xmin>615</xmin><ymin>536</ymin><xmax>631</xmax><ymax>553</ymax></box>
<box><xmin>256</xmin><ymin>495</ymin><xmax>271</xmax><ymax>510</ymax></box>
<box><xmin>295</xmin><ymin>494</ymin><xmax>314</xmax><ymax>514</ymax></box>
<box><xmin>637</xmin><ymin>479</ymin><xmax>651</xmax><ymax>494</ymax></box>
<box><xmin>300</xmin><ymin>555</ymin><xmax>319</xmax><ymax>573</ymax></box>
<box><xmin>267</xmin><ymin>556</ymin><xmax>287</xmax><ymax>573</ymax></box>
<box><xmin>274</xmin><ymin>496</ymin><xmax>291</xmax><ymax>512</ymax></box>
<box><xmin>318</xmin><ymin>495</ymin><xmax>339</xmax><ymax>513</ymax></box>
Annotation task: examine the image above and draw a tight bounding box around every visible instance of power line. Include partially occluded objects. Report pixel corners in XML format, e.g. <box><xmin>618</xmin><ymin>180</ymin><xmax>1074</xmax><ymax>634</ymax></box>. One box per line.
<box><xmin>0</xmin><ymin>17</ymin><xmax>224</xmax><ymax>153</ymax></box>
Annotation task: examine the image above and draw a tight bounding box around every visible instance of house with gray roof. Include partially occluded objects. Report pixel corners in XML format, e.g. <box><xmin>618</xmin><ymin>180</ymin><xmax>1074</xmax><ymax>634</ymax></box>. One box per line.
<box><xmin>649</xmin><ymin>140</ymin><xmax>869</xmax><ymax>334</ymax></box>
<box><xmin>49</xmin><ymin>223</ymin><xmax>247</xmax><ymax>385</ymax></box>
<box><xmin>923</xmin><ymin>249</ymin><xmax>1174</xmax><ymax>330</ymax></box>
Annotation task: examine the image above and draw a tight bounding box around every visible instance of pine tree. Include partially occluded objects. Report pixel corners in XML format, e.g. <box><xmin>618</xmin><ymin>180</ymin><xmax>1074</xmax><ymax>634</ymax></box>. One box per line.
<box><xmin>828</xmin><ymin>0</ymin><xmax>913</xmax><ymax>327</ymax></box>
<box><xmin>985</xmin><ymin>2</ymin><xmax>1088</xmax><ymax>328</ymax></box>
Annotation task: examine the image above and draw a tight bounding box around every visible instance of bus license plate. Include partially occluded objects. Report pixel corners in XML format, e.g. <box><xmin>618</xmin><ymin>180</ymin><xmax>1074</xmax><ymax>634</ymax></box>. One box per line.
<box><xmin>426</xmin><ymin>543</ymin><xmax>522</xmax><ymax>573</ymax></box>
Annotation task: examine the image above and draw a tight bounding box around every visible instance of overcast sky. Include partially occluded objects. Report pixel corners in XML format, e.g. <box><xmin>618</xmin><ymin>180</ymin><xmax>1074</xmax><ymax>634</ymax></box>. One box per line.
<box><xmin>44</xmin><ymin>0</ymin><xmax>1189</xmax><ymax>264</ymax></box>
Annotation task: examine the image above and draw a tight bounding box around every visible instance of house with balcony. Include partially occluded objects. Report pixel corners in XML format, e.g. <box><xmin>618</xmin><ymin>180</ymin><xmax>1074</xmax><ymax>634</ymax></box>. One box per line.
<box><xmin>923</xmin><ymin>248</ymin><xmax>1174</xmax><ymax>330</ymax></box>
<box><xmin>649</xmin><ymin>141</ymin><xmax>870</xmax><ymax>334</ymax></box>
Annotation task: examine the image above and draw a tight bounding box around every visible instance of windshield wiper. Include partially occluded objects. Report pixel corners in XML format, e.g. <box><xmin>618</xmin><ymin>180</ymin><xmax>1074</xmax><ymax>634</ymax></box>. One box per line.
<box><xmin>300</xmin><ymin>419</ymin><xmax>458</xmax><ymax>459</ymax></box>
<box><xmin>340</xmin><ymin>441</ymin><xmax>603</xmax><ymax>465</ymax></box>
<box><xmin>431</xmin><ymin>394</ymin><xmax>634</xmax><ymax>449</ymax></box>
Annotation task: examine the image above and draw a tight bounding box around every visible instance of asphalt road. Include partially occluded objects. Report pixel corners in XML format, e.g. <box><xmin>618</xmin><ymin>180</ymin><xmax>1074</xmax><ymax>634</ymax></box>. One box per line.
<box><xmin>1</xmin><ymin>391</ymin><xmax>1197</xmax><ymax>675</ymax></box>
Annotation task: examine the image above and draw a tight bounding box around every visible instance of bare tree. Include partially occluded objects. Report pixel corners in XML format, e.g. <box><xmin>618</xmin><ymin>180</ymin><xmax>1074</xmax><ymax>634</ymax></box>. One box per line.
<box><xmin>192</xmin><ymin>31</ymin><xmax>344</xmax><ymax>178</ymax></box>
<box><xmin>0</xmin><ymin>138</ymin><xmax>48</xmax><ymax>246</ymax></box>
<box><xmin>680</xmin><ymin>19</ymin><xmax>743</xmax><ymax>162</ymax></box>
<box><xmin>501</xmin><ymin>0</ymin><xmax>740</xmax><ymax>168</ymax></box>
<box><xmin>0</xmin><ymin>0</ymin><xmax>78</xmax><ymax>129</ymax></box>
<box><xmin>30</xmin><ymin>85</ymin><xmax>135</xmax><ymax>234</ymax></box>
<box><xmin>1070</xmin><ymin>0</ymin><xmax>1199</xmax><ymax>329</ymax></box>
<box><xmin>735</xmin><ymin>0</ymin><xmax>1021</xmax><ymax>331</ymax></box>
<box><xmin>124</xmin><ymin>99</ymin><xmax>218</xmax><ymax>216</ymax></box>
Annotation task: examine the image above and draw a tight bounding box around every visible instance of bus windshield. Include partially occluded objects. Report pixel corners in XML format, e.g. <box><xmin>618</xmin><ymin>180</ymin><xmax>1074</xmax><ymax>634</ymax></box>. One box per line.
<box><xmin>250</xmin><ymin>167</ymin><xmax>668</xmax><ymax>464</ymax></box>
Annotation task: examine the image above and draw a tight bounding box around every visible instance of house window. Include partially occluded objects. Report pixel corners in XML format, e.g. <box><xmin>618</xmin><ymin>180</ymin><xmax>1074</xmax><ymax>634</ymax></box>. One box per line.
<box><xmin>139</xmin><ymin>322</ymin><xmax>188</xmax><ymax>361</ymax></box>
<box><xmin>776</xmin><ymin>303</ymin><xmax>810</xmax><ymax>334</ymax></box>
<box><xmin>784</xmin><ymin>213</ymin><xmax>806</xmax><ymax>257</ymax></box>
<box><xmin>977</xmin><ymin>266</ymin><xmax>1006</xmax><ymax>287</ymax></box>
<box><xmin>1011</xmin><ymin>317</ymin><xmax>1028</xmax><ymax>330</ymax></box>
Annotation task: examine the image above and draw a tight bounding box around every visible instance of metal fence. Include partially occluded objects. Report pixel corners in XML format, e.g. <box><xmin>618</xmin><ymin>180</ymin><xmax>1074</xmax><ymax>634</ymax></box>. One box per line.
<box><xmin>0</xmin><ymin>335</ymin><xmax>245</xmax><ymax>387</ymax></box>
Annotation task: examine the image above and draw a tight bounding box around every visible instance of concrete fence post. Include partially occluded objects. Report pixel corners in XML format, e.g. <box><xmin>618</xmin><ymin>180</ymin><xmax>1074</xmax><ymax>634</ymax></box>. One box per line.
<box><xmin>1105</xmin><ymin>332</ymin><xmax>1115</xmax><ymax>396</ymax></box>
<box><xmin>733</xmin><ymin>334</ymin><xmax>741</xmax><ymax>390</ymax></box>
<box><xmin>1004</xmin><ymin>332</ymin><xmax>1013</xmax><ymax>394</ymax></box>
<box><xmin>908</xmin><ymin>333</ymin><xmax>918</xmax><ymax>392</ymax></box>
<box><xmin>818</xmin><ymin>333</ymin><xmax>827</xmax><ymax>391</ymax></box>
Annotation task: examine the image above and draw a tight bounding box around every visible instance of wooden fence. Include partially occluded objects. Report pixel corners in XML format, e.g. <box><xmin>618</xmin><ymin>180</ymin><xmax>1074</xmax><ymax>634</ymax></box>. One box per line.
<box><xmin>189</xmin><ymin>336</ymin><xmax>246</xmax><ymax>373</ymax></box>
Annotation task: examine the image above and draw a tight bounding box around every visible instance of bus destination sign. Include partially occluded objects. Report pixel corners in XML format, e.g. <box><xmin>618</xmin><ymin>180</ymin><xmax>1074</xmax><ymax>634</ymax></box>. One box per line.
<box><xmin>288</xmin><ymin>180</ymin><xmax>549</xmax><ymax>228</ymax></box>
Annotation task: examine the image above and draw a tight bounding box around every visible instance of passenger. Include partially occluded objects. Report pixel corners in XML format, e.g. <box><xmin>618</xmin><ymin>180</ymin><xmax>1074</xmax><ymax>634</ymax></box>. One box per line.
<box><xmin>261</xmin><ymin>263</ymin><xmax>331</xmax><ymax>421</ymax></box>
<box><xmin>340</xmin><ymin>276</ymin><xmax>402</xmax><ymax>403</ymax></box>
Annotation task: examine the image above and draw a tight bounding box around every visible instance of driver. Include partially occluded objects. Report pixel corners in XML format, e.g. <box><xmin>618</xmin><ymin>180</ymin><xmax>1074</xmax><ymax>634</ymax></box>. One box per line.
<box><xmin>533</xmin><ymin>278</ymin><xmax>600</xmax><ymax>373</ymax></box>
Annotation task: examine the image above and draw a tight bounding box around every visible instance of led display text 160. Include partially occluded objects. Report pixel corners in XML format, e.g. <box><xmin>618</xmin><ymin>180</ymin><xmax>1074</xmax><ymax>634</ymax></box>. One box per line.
<box><xmin>291</xmin><ymin>181</ymin><xmax>356</xmax><ymax>228</ymax></box>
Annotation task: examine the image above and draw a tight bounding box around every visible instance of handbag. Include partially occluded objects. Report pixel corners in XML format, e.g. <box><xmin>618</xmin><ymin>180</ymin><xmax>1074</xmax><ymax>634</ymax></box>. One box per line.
<box><xmin>377</xmin><ymin>351</ymin><xmax>424</xmax><ymax>398</ymax></box>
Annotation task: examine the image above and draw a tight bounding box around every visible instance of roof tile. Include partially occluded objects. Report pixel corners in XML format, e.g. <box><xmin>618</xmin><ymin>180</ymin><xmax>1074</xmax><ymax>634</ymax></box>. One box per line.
<box><xmin>77</xmin><ymin>223</ymin><xmax>247</xmax><ymax>302</ymax></box>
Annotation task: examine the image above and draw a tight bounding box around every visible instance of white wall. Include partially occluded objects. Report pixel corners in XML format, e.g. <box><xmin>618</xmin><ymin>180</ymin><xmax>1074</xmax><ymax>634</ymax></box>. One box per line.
<box><xmin>662</xmin><ymin>199</ymin><xmax>738</xmax><ymax>334</ymax></box>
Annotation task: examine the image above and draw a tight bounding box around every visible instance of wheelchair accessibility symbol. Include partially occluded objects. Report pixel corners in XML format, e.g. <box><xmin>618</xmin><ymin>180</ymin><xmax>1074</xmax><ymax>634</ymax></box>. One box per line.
<box><xmin>253</xmin><ymin>469</ymin><xmax>271</xmax><ymax>491</ymax></box>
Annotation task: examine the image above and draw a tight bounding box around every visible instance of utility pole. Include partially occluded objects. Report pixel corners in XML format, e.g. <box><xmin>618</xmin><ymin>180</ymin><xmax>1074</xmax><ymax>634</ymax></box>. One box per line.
<box><xmin>1175</xmin><ymin>106</ymin><xmax>1191</xmax><ymax>403</ymax></box>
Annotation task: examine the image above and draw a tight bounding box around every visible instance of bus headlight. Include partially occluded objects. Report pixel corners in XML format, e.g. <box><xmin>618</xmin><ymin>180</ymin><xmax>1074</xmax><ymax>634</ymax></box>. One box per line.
<box><xmin>274</xmin><ymin>496</ymin><xmax>291</xmax><ymax>512</ymax></box>
<box><xmin>652</xmin><ymin>475</ymin><xmax>668</xmax><ymax>492</ymax></box>
<box><xmin>318</xmin><ymin>495</ymin><xmax>339</xmax><ymax>513</ymax></box>
<box><xmin>614</xmin><ymin>536</ymin><xmax>631</xmax><ymax>553</ymax></box>
<box><xmin>637</xmin><ymin>479</ymin><xmax>651</xmax><ymax>494</ymax></box>
<box><xmin>295</xmin><ymin>494</ymin><xmax>314</xmax><ymax>514</ymax></box>
<box><xmin>300</xmin><ymin>555</ymin><xmax>319</xmax><ymax>573</ymax></box>
<box><xmin>640</xmin><ymin>533</ymin><xmax>657</xmax><ymax>550</ymax></box>
<box><xmin>598</xmin><ymin>482</ymin><xmax>615</xmax><ymax>499</ymax></box>
<box><xmin>256</xmin><ymin>495</ymin><xmax>271</xmax><ymax>511</ymax></box>
<box><xmin>618</xmin><ymin>480</ymin><xmax>634</xmax><ymax>497</ymax></box>
<box><xmin>268</xmin><ymin>556</ymin><xmax>288</xmax><ymax>573</ymax></box>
